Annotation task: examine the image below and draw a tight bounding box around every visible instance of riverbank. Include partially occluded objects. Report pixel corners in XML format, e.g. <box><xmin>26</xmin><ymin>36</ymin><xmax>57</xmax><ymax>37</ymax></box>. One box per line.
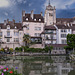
<box><xmin>13</xmin><ymin>52</ymin><xmax>68</xmax><ymax>56</ymax></box>
<box><xmin>0</xmin><ymin>52</ymin><xmax>68</xmax><ymax>56</ymax></box>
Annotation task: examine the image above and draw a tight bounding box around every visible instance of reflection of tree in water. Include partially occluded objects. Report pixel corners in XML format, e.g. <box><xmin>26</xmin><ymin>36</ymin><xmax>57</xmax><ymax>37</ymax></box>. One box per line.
<box><xmin>21</xmin><ymin>56</ymin><xmax>53</xmax><ymax>75</ymax></box>
<box><xmin>22</xmin><ymin>59</ymin><xmax>31</xmax><ymax>75</ymax></box>
<box><xmin>68</xmin><ymin>70</ymin><xmax>75</xmax><ymax>75</ymax></box>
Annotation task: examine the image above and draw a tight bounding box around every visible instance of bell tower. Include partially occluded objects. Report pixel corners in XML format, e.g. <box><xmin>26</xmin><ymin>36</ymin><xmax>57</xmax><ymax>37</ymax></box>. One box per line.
<box><xmin>44</xmin><ymin>0</ymin><xmax>56</xmax><ymax>26</ymax></box>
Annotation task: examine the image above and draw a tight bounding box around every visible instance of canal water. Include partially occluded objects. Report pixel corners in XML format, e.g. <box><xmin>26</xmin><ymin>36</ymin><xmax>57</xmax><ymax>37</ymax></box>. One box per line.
<box><xmin>0</xmin><ymin>55</ymin><xmax>75</xmax><ymax>75</ymax></box>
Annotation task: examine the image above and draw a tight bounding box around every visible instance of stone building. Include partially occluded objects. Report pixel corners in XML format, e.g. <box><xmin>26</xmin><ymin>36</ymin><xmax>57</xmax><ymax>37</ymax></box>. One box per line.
<box><xmin>0</xmin><ymin>19</ymin><xmax>23</xmax><ymax>49</ymax></box>
<box><xmin>0</xmin><ymin>1</ymin><xmax>75</xmax><ymax>51</ymax></box>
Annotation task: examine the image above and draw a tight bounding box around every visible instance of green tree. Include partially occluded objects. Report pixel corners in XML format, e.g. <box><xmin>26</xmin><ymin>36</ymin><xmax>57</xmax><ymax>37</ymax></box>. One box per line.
<box><xmin>23</xmin><ymin>34</ymin><xmax>31</xmax><ymax>47</ymax></box>
<box><xmin>67</xmin><ymin>34</ymin><xmax>75</xmax><ymax>52</ymax></box>
<box><xmin>45</xmin><ymin>46</ymin><xmax>53</xmax><ymax>53</ymax></box>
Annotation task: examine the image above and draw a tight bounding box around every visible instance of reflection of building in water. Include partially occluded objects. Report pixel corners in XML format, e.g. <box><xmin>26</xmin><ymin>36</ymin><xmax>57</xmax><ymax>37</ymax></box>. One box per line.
<box><xmin>51</xmin><ymin>56</ymin><xmax>66</xmax><ymax>63</ymax></box>
<box><xmin>29</xmin><ymin>62</ymin><xmax>73</xmax><ymax>75</ymax></box>
<box><xmin>57</xmin><ymin>63</ymin><xmax>73</xmax><ymax>75</ymax></box>
<box><xmin>0</xmin><ymin>56</ymin><xmax>73</xmax><ymax>75</ymax></box>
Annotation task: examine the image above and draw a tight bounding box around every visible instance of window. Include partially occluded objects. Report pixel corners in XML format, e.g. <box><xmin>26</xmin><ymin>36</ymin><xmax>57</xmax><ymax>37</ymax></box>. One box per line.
<box><xmin>15</xmin><ymin>26</ymin><xmax>17</xmax><ymax>29</ymax></box>
<box><xmin>7</xmin><ymin>25</ymin><xmax>10</xmax><ymax>30</ymax></box>
<box><xmin>14</xmin><ymin>38</ymin><xmax>19</xmax><ymax>42</ymax></box>
<box><xmin>27</xmin><ymin>26</ymin><xmax>29</xmax><ymax>30</ymax></box>
<box><xmin>7</xmin><ymin>38</ymin><xmax>10</xmax><ymax>42</ymax></box>
<box><xmin>0</xmin><ymin>32</ymin><xmax>2</xmax><ymax>37</ymax></box>
<box><xmin>14</xmin><ymin>32</ymin><xmax>19</xmax><ymax>36</ymax></box>
<box><xmin>61</xmin><ymin>34</ymin><xmax>66</xmax><ymax>38</ymax></box>
<box><xmin>7</xmin><ymin>32</ymin><xmax>10</xmax><ymax>36</ymax></box>
<box><xmin>39</xmin><ymin>19</ymin><xmax>41</xmax><ymax>21</ymax></box>
<box><xmin>35</xmin><ymin>27</ymin><xmax>41</xmax><ymax>30</ymax></box>
<box><xmin>61</xmin><ymin>29</ymin><xmax>67</xmax><ymax>32</ymax></box>
<box><xmin>26</xmin><ymin>18</ymin><xmax>28</xmax><ymax>21</ymax></box>
<box><xmin>68</xmin><ymin>29</ymin><xmax>70</xmax><ymax>32</ymax></box>
<box><xmin>34</xmin><ymin>19</ymin><xmax>36</xmax><ymax>21</ymax></box>
<box><xmin>62</xmin><ymin>40</ymin><xmax>67</xmax><ymax>44</ymax></box>
<box><xmin>49</xmin><ymin>13</ymin><xmax>53</xmax><ymax>16</ymax></box>
<box><xmin>62</xmin><ymin>70</ymin><xmax>68</xmax><ymax>74</ymax></box>
<box><xmin>0</xmin><ymin>38</ymin><xmax>2</xmax><ymax>42</ymax></box>
<box><xmin>35</xmin><ymin>33</ymin><xmax>40</xmax><ymax>37</ymax></box>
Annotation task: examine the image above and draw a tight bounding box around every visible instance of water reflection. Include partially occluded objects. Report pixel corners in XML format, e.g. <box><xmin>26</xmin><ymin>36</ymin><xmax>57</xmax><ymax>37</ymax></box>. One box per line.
<box><xmin>0</xmin><ymin>56</ymin><xmax>75</xmax><ymax>75</ymax></box>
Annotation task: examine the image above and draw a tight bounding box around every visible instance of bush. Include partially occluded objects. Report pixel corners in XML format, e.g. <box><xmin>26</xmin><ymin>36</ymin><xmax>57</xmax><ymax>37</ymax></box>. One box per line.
<box><xmin>15</xmin><ymin>47</ymin><xmax>19</xmax><ymax>52</ymax></box>
<box><xmin>9</xmin><ymin>48</ymin><xmax>13</xmax><ymax>52</ymax></box>
<box><xmin>19</xmin><ymin>47</ymin><xmax>22</xmax><ymax>52</ymax></box>
<box><xmin>0</xmin><ymin>48</ymin><xmax>4</xmax><ymax>52</ymax></box>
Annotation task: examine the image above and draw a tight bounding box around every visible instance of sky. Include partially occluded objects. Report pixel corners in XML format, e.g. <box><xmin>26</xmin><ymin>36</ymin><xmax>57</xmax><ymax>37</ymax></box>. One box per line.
<box><xmin>0</xmin><ymin>0</ymin><xmax>75</xmax><ymax>23</ymax></box>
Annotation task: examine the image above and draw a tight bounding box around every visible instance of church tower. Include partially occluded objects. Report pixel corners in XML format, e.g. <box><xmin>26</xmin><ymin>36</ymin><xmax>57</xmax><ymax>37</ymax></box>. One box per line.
<box><xmin>44</xmin><ymin>0</ymin><xmax>56</xmax><ymax>26</ymax></box>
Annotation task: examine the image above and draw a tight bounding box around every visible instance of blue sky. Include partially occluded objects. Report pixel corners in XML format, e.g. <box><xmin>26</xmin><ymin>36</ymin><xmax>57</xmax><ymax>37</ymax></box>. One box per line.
<box><xmin>0</xmin><ymin>0</ymin><xmax>75</xmax><ymax>23</ymax></box>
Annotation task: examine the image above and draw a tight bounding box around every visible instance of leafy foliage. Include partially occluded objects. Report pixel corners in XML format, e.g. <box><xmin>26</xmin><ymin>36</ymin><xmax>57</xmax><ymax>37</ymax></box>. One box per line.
<box><xmin>67</xmin><ymin>34</ymin><xmax>75</xmax><ymax>49</ymax></box>
<box><xmin>23</xmin><ymin>34</ymin><xmax>31</xmax><ymax>46</ymax></box>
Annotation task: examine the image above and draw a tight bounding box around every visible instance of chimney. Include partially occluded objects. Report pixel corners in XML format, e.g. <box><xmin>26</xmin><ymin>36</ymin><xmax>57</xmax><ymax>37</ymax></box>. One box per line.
<box><xmin>54</xmin><ymin>6</ymin><xmax>56</xmax><ymax>9</ymax></box>
<box><xmin>40</xmin><ymin>12</ymin><xmax>43</xmax><ymax>16</ymax></box>
<box><xmin>13</xmin><ymin>19</ymin><xmax>15</xmax><ymax>23</ymax></box>
<box><xmin>7</xmin><ymin>19</ymin><xmax>9</xmax><ymax>23</ymax></box>
<box><xmin>22</xmin><ymin>10</ymin><xmax>25</xmax><ymax>17</ymax></box>
<box><xmin>4</xmin><ymin>20</ymin><xmax>7</xmax><ymax>25</ymax></box>
<box><xmin>31</xmin><ymin>10</ymin><xmax>34</xmax><ymax>19</ymax></box>
<box><xmin>19</xmin><ymin>21</ymin><xmax>21</xmax><ymax>23</ymax></box>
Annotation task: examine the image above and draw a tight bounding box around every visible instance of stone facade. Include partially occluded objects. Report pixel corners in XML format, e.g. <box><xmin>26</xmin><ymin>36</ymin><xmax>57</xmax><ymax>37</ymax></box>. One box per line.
<box><xmin>0</xmin><ymin>2</ymin><xmax>75</xmax><ymax>52</ymax></box>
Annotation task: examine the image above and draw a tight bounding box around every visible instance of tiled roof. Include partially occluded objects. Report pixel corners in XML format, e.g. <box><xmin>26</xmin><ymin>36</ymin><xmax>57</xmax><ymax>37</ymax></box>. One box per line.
<box><xmin>23</xmin><ymin>13</ymin><xmax>44</xmax><ymax>23</ymax></box>
<box><xmin>56</xmin><ymin>18</ymin><xmax>73</xmax><ymax>23</ymax></box>
<box><xmin>0</xmin><ymin>23</ymin><xmax>23</xmax><ymax>30</ymax></box>
<box><xmin>44</xmin><ymin>25</ymin><xmax>56</xmax><ymax>30</ymax></box>
<box><xmin>56</xmin><ymin>24</ymin><xmax>71</xmax><ymax>29</ymax></box>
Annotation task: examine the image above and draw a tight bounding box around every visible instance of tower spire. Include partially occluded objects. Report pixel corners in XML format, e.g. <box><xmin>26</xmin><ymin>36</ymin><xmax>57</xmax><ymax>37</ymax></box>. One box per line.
<box><xmin>49</xmin><ymin>0</ymin><xmax>50</xmax><ymax>5</ymax></box>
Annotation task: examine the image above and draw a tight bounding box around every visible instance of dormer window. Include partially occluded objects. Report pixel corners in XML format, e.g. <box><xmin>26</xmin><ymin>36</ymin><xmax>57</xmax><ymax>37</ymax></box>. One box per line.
<box><xmin>34</xmin><ymin>19</ymin><xmax>36</xmax><ymax>21</ymax></box>
<box><xmin>15</xmin><ymin>26</ymin><xmax>17</xmax><ymax>29</ymax></box>
<box><xmin>26</xmin><ymin>18</ymin><xmax>28</xmax><ymax>21</ymax></box>
<box><xmin>7</xmin><ymin>25</ymin><xmax>10</xmax><ymax>30</ymax></box>
<box><xmin>39</xmin><ymin>19</ymin><xmax>41</xmax><ymax>21</ymax></box>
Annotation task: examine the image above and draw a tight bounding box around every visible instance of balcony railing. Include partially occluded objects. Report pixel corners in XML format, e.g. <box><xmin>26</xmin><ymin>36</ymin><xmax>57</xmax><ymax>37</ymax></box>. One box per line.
<box><xmin>45</xmin><ymin>37</ymin><xmax>56</xmax><ymax>40</ymax></box>
<box><xmin>45</xmin><ymin>32</ymin><xmax>56</xmax><ymax>34</ymax></box>
<box><xmin>4</xmin><ymin>35</ymin><xmax>12</xmax><ymax>38</ymax></box>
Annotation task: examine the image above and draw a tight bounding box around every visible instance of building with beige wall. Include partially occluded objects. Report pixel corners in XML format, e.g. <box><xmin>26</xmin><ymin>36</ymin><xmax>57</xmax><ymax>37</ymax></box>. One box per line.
<box><xmin>22</xmin><ymin>10</ymin><xmax>44</xmax><ymax>43</ymax></box>
<box><xmin>44</xmin><ymin>3</ymin><xmax>56</xmax><ymax>26</ymax></box>
<box><xmin>0</xmin><ymin>1</ymin><xmax>75</xmax><ymax>50</ymax></box>
<box><xmin>0</xmin><ymin>19</ymin><xmax>23</xmax><ymax>49</ymax></box>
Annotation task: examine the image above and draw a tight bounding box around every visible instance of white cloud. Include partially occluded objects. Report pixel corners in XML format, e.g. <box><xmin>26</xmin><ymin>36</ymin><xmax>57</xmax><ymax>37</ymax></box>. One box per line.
<box><xmin>17</xmin><ymin>0</ymin><xmax>26</xmax><ymax>4</ymax></box>
<box><xmin>17</xmin><ymin>0</ymin><xmax>23</xmax><ymax>3</ymax></box>
<box><xmin>0</xmin><ymin>0</ymin><xmax>9</xmax><ymax>8</ymax></box>
<box><xmin>43</xmin><ymin>0</ymin><xmax>75</xmax><ymax>9</ymax></box>
<box><xmin>4</xmin><ymin>12</ymin><xmax>8</xmax><ymax>16</ymax></box>
<box><xmin>29</xmin><ymin>3</ymin><xmax>32</xmax><ymax>6</ymax></box>
<box><xmin>24</xmin><ymin>0</ymin><xmax>26</xmax><ymax>4</ymax></box>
